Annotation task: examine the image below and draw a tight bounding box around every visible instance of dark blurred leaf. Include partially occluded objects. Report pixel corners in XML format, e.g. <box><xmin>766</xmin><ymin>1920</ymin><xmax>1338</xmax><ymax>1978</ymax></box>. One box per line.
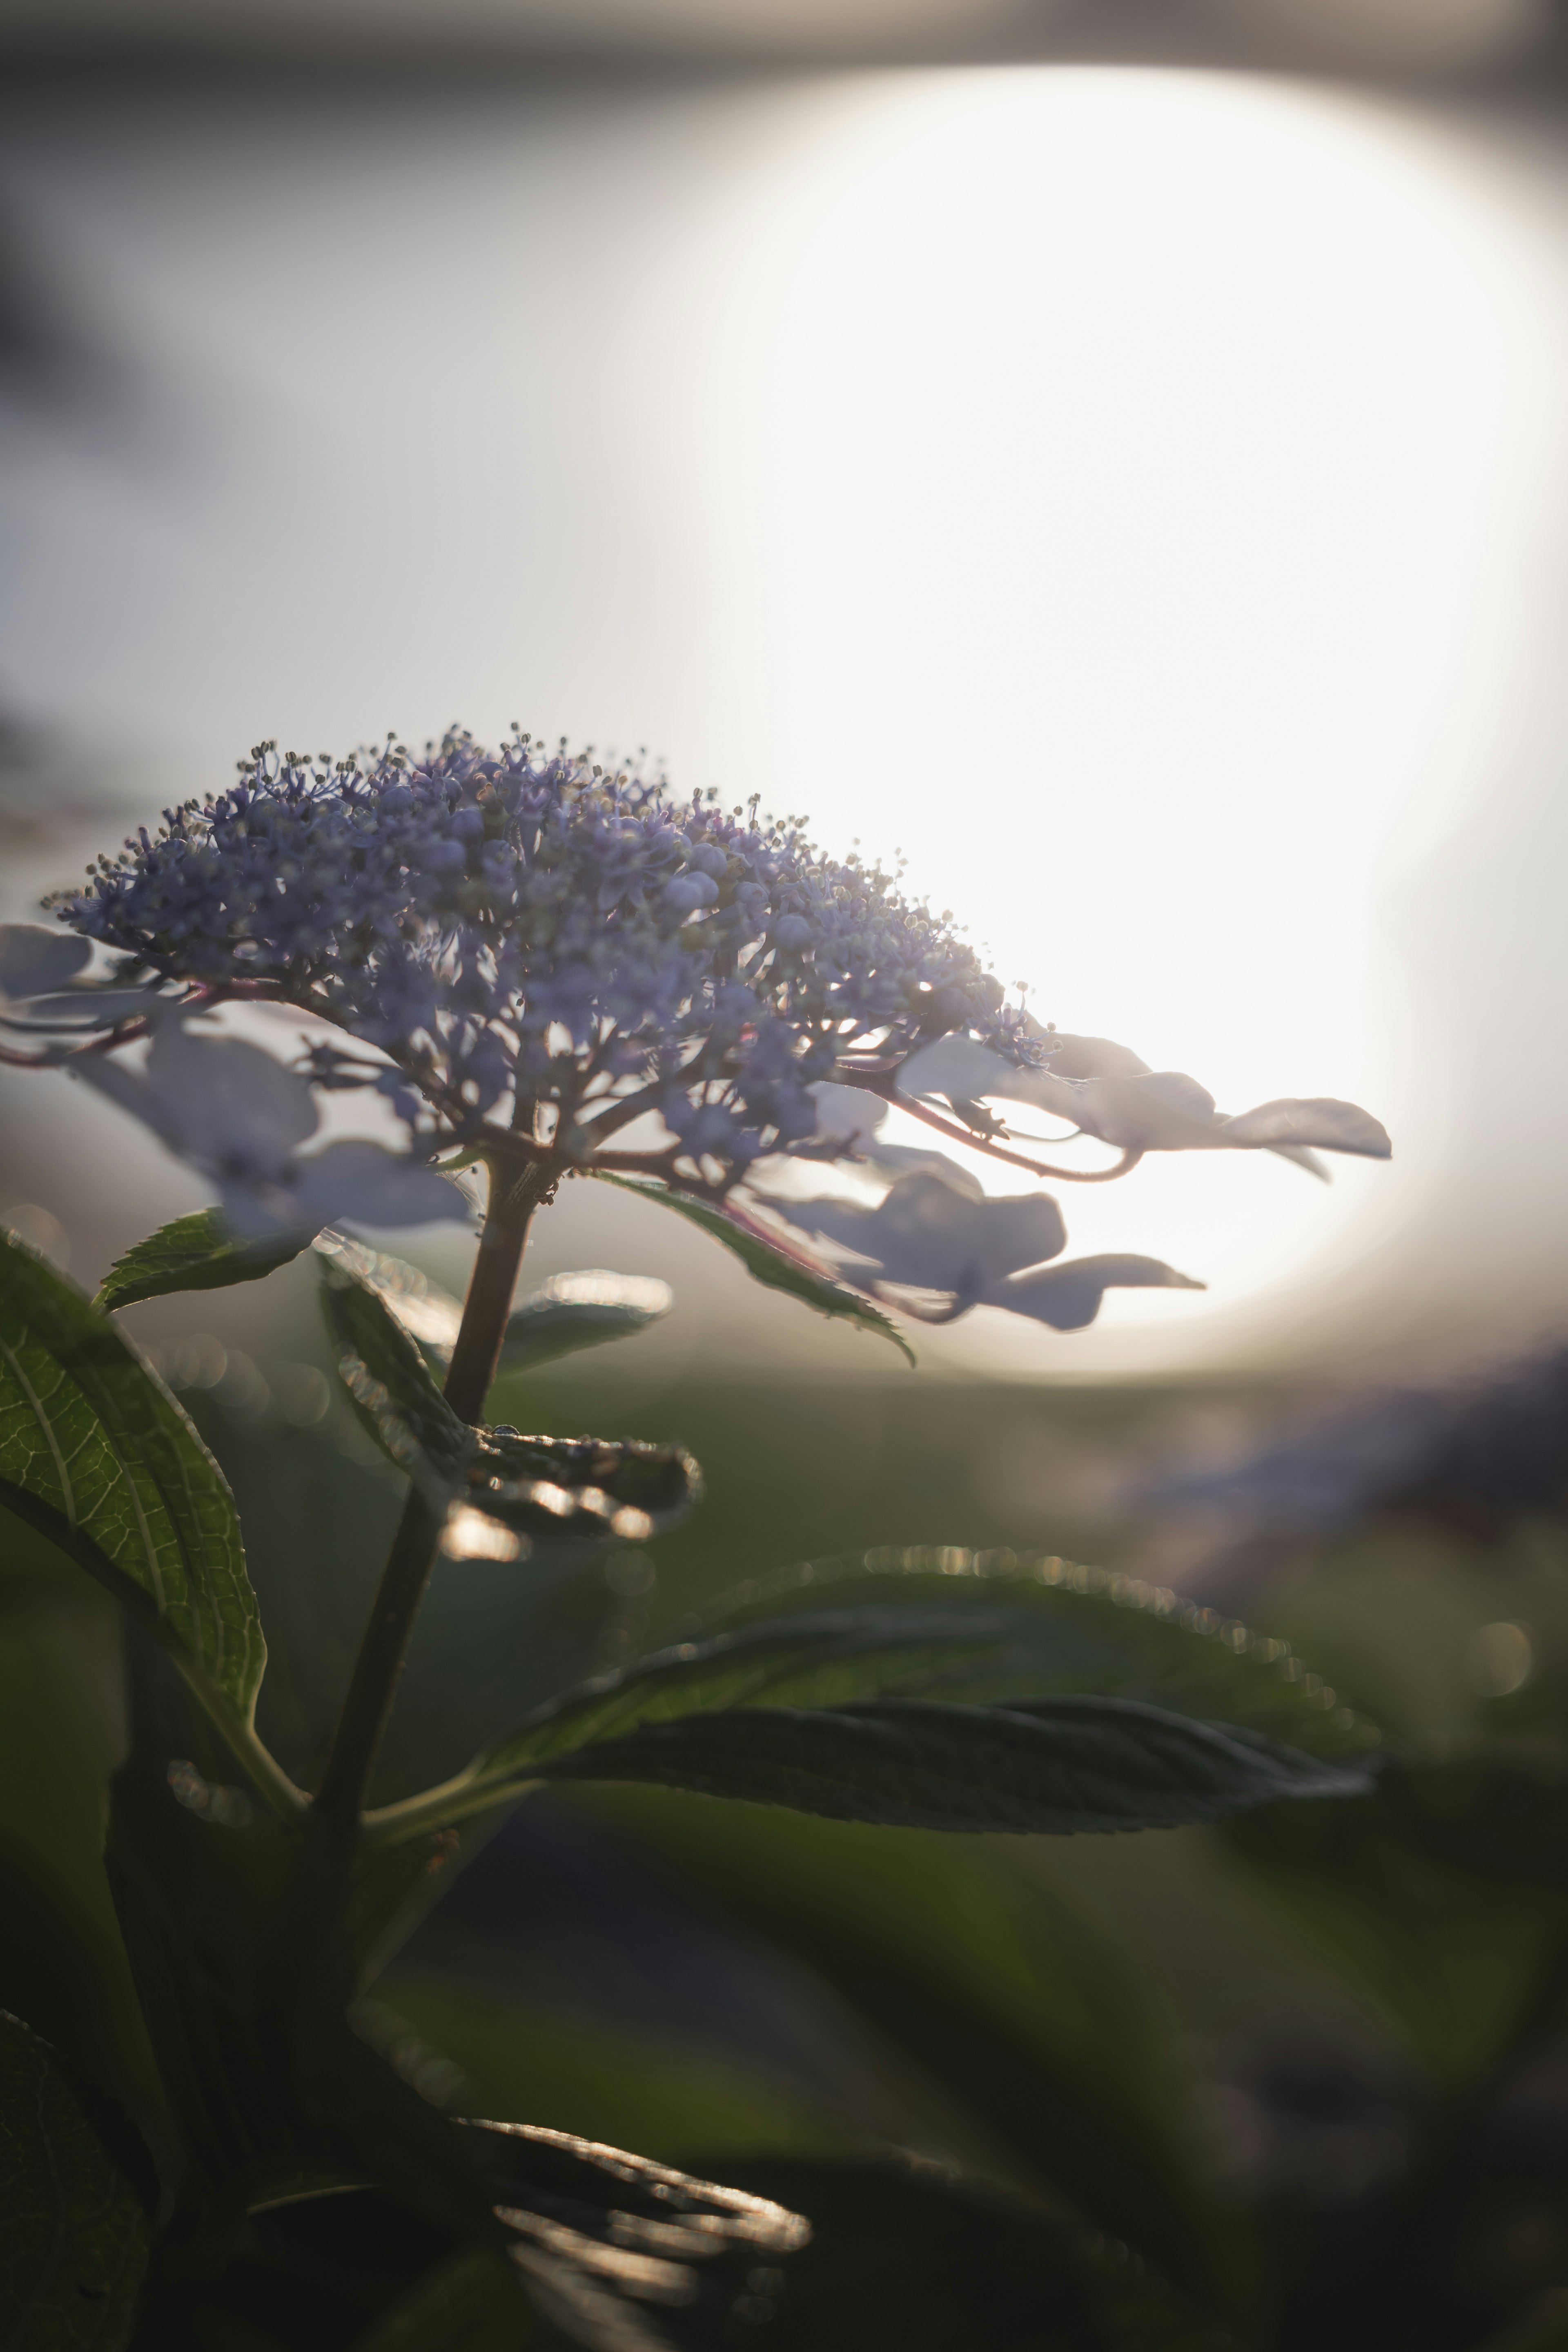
<box><xmin>347</xmin><ymin>2245</ymin><xmax>529</xmax><ymax>2350</ymax></box>
<box><xmin>139</xmin><ymin>2190</ymin><xmax>509</xmax><ymax>2352</ymax></box>
<box><xmin>94</xmin><ymin>1212</ymin><xmax>314</xmax><ymax>1314</ymax></box>
<box><xmin>0</xmin><ymin>1589</ymin><xmax>165</xmax><ymax>2136</ymax></box>
<box><xmin>0</xmin><ymin>1231</ymin><xmax>267</xmax><ymax>1746</ymax></box>
<box><xmin>105</xmin><ymin>1635</ymin><xmax>501</xmax><ymax>2274</ymax></box>
<box><xmin>702</xmin><ymin>2158</ymin><xmax>1238</xmax><ymax>2352</ymax></box>
<box><xmin>1373</xmin><ymin>1757</ymin><xmax>1568</xmax><ymax>1889</ymax></box>
<box><xmin>1470</xmin><ymin>2294</ymin><xmax>1568</xmax><ymax>2352</ymax></box>
<box><xmin>678</xmin><ymin>1553</ymin><xmax>1379</xmax><ymax>1763</ymax></box>
<box><xmin>372</xmin><ymin>1968</ymin><xmax>838</xmax><ymax>2168</ymax></box>
<box><xmin>521</xmin><ymin>1695</ymin><xmax>1369</xmax><ymax>1835</ymax></box>
<box><xmin>590</xmin><ymin>1175</ymin><xmax>915</xmax><ymax>1366</ymax></box>
<box><xmin>317</xmin><ymin>1241</ymin><xmax>699</xmax><ymax>1563</ymax></box>
<box><xmin>571</xmin><ymin>1787</ymin><xmax>1245</xmax><ymax>2310</ymax></box>
<box><xmin>1223</xmin><ymin>1775</ymin><xmax>1568</xmax><ymax>2086</ymax></box>
<box><xmin>0</xmin><ymin>2007</ymin><xmax>148</xmax><ymax>2349</ymax></box>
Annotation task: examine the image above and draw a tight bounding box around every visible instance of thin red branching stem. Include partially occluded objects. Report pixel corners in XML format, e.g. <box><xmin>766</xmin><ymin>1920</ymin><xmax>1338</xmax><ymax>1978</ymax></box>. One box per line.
<box><xmin>0</xmin><ymin>984</ymin><xmax>215</xmax><ymax>1068</ymax></box>
<box><xmin>839</xmin><ymin>1068</ymin><xmax>1144</xmax><ymax>1185</ymax></box>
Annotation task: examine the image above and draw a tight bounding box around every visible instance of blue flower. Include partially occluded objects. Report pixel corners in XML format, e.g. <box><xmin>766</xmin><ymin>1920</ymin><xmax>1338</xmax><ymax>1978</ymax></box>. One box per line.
<box><xmin>895</xmin><ymin>1033</ymin><xmax>1392</xmax><ymax>1168</ymax></box>
<box><xmin>752</xmin><ymin>1109</ymin><xmax>1205</xmax><ymax>1330</ymax></box>
<box><xmin>72</xmin><ymin>1010</ymin><xmax>464</xmax><ymax>1238</ymax></box>
<box><xmin>51</xmin><ymin>733</ymin><xmax>1027</xmax><ymax>1189</ymax></box>
<box><xmin>30</xmin><ymin>733</ymin><xmax>1390</xmax><ymax>1332</ymax></box>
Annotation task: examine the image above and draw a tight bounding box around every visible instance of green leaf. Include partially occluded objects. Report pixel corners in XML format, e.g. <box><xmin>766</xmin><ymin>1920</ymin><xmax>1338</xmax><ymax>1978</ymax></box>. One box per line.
<box><xmin>679</xmin><ymin>1550</ymin><xmax>1379</xmax><ymax>1763</ymax></box>
<box><xmin>0</xmin><ymin>1230</ymin><xmax>270</xmax><ymax>1761</ymax></box>
<box><xmin>366</xmin><ymin>1566</ymin><xmax>1375</xmax><ymax>1840</ymax></box>
<box><xmin>316</xmin><ymin>1240</ymin><xmax>699</xmax><ymax>1562</ymax></box>
<box><xmin>1222</xmin><ymin>1767</ymin><xmax>1568</xmax><ymax>2087</ymax></box>
<box><xmin>346</xmin><ymin>2248</ymin><xmax>528</xmax><ymax>2352</ymax></box>
<box><xmin>372</xmin><ymin>1646</ymin><xmax>1369</xmax><ymax>1844</ymax></box>
<box><xmin>0</xmin><ymin>1595</ymin><xmax>165</xmax><ymax>2135</ymax></box>
<box><xmin>494</xmin><ymin>1272</ymin><xmax>672</xmax><ymax>1381</ymax></box>
<box><xmin>590</xmin><ymin>1173</ymin><xmax>916</xmax><ymax>1366</ymax></box>
<box><xmin>1363</xmin><ymin>1754</ymin><xmax>1568</xmax><ymax>1888</ymax></box>
<box><xmin>0</xmin><ymin>2009</ymin><xmax>149</xmax><ymax>2350</ymax></box>
<box><xmin>315</xmin><ymin>1236</ymin><xmax>459</xmax><ymax>1474</ymax></box>
<box><xmin>335</xmin><ymin>1246</ymin><xmax>671</xmax><ymax>1393</ymax></box>
<box><xmin>518</xmin><ymin>1693</ymin><xmax>1370</xmax><ymax>1833</ymax></box>
<box><xmin>94</xmin><ymin>1212</ymin><xmax>315</xmax><ymax>1316</ymax></box>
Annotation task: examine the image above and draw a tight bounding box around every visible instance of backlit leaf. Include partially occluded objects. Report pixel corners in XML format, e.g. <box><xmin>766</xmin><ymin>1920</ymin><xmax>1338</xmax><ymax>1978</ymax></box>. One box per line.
<box><xmin>677</xmin><ymin>1550</ymin><xmax>1379</xmax><ymax>1763</ymax></box>
<box><xmin>316</xmin><ymin>1241</ymin><xmax>699</xmax><ymax>1564</ymax></box>
<box><xmin>367</xmin><ymin>1588</ymin><xmax>1372</xmax><ymax>1842</ymax></box>
<box><xmin>495</xmin><ymin>1273</ymin><xmax>673</xmax><ymax>1381</ymax></box>
<box><xmin>94</xmin><ymin>1209</ymin><xmax>315</xmax><ymax>1315</ymax></box>
<box><xmin>523</xmin><ymin>1694</ymin><xmax>1370</xmax><ymax>1834</ymax></box>
<box><xmin>0</xmin><ymin>1230</ymin><xmax>266</xmax><ymax>1735</ymax></box>
<box><xmin>590</xmin><ymin>1174</ymin><xmax>915</xmax><ymax>1365</ymax></box>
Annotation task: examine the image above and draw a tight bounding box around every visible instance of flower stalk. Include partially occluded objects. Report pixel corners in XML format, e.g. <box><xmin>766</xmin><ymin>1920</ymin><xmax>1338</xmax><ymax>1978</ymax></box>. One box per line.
<box><xmin>312</xmin><ymin>1156</ymin><xmax>546</xmax><ymax>1830</ymax></box>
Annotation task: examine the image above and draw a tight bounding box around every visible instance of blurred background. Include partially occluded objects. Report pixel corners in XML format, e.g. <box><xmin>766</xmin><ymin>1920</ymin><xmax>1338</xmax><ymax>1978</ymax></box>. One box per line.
<box><xmin>7</xmin><ymin>0</ymin><xmax>1568</xmax><ymax>1387</ymax></box>
<box><xmin>8</xmin><ymin>4</ymin><xmax>1568</xmax><ymax>2339</ymax></box>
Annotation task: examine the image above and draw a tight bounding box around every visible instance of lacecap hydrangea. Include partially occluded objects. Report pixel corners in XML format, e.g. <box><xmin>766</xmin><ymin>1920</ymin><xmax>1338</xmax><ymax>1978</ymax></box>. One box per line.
<box><xmin>55</xmin><ymin>730</ymin><xmax>1033</xmax><ymax>1181</ymax></box>
<box><xmin>1</xmin><ymin>726</ymin><xmax>1390</xmax><ymax>1339</ymax></box>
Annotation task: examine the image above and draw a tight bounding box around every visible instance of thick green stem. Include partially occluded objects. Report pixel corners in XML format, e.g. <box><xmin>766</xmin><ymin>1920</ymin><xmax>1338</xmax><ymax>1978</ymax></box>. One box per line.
<box><xmin>312</xmin><ymin>1160</ymin><xmax>544</xmax><ymax>1829</ymax></box>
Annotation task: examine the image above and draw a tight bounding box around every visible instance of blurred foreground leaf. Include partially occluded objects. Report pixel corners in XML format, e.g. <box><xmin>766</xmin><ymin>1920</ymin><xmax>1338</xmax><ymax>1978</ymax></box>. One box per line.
<box><xmin>688</xmin><ymin>2157</ymin><xmax>1236</xmax><ymax>2352</ymax></box>
<box><xmin>104</xmin><ymin>1640</ymin><xmax>509</xmax><ymax>2343</ymax></box>
<box><xmin>346</xmin><ymin>2245</ymin><xmax>527</xmax><ymax>2351</ymax></box>
<box><xmin>376</xmin><ymin>1969</ymin><xmax>841</xmax><ymax>2165</ymax></box>
<box><xmin>497</xmin><ymin>1273</ymin><xmax>673</xmax><ymax>1382</ymax></box>
<box><xmin>0</xmin><ymin>1590</ymin><xmax>163</xmax><ymax>2133</ymax></box>
<box><xmin>1223</xmin><ymin>1771</ymin><xmax>1568</xmax><ymax>2086</ymax></box>
<box><xmin>462</xmin><ymin>2117</ymin><xmax>809</xmax><ymax>2349</ymax></box>
<box><xmin>0</xmin><ymin>1232</ymin><xmax>270</xmax><ymax>1779</ymax></box>
<box><xmin>0</xmin><ymin>2008</ymin><xmax>148</xmax><ymax>2350</ymax></box>
<box><xmin>316</xmin><ymin>1240</ymin><xmax>699</xmax><ymax>1564</ymax></box>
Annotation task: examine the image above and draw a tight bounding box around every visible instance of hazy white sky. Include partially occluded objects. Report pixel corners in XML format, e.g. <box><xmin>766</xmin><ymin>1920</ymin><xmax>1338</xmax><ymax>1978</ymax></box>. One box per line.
<box><xmin>4</xmin><ymin>67</ymin><xmax>1567</xmax><ymax>1379</ymax></box>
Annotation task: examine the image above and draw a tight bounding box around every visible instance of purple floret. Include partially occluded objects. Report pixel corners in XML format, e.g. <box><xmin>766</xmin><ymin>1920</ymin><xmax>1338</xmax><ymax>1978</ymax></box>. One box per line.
<box><xmin>55</xmin><ymin>729</ymin><xmax>1027</xmax><ymax>1186</ymax></box>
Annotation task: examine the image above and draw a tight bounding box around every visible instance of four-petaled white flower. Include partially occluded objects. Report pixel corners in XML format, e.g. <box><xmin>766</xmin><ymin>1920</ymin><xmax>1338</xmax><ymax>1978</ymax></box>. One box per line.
<box><xmin>71</xmin><ymin>1008</ymin><xmax>463</xmax><ymax>1239</ymax></box>
<box><xmin>753</xmin><ymin>1090</ymin><xmax>1204</xmax><ymax>1329</ymax></box>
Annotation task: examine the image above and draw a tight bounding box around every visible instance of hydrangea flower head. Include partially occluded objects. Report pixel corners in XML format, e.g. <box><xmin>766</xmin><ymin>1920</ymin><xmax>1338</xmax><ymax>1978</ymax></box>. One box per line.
<box><xmin>53</xmin><ymin>729</ymin><xmax>1029</xmax><ymax>1185</ymax></box>
<box><xmin>0</xmin><ymin>724</ymin><xmax>1390</xmax><ymax>1338</ymax></box>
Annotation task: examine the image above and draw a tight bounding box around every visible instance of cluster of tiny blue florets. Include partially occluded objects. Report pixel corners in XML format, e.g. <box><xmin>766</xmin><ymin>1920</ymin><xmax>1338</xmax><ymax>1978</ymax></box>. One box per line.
<box><xmin>56</xmin><ymin>729</ymin><xmax>1026</xmax><ymax>1181</ymax></box>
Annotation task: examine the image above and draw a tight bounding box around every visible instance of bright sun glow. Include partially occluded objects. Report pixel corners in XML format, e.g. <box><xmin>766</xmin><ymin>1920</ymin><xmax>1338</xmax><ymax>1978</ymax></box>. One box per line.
<box><xmin>6</xmin><ymin>68</ymin><xmax>1560</xmax><ymax>1373</ymax></box>
<box><xmin>727</xmin><ymin>72</ymin><xmax>1555</xmax><ymax>1363</ymax></box>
